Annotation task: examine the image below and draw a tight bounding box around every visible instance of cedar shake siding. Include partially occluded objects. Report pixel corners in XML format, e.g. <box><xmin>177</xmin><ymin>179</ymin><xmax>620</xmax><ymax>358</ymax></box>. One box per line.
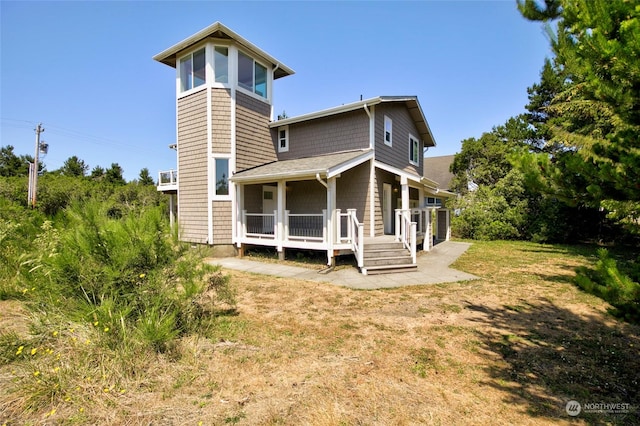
<box><xmin>243</xmin><ymin>184</ymin><xmax>263</xmax><ymax>213</ymax></box>
<box><xmin>212</xmin><ymin>88</ymin><xmax>232</xmax><ymax>154</ymax></box>
<box><xmin>177</xmin><ymin>90</ymin><xmax>208</xmax><ymax>244</ymax></box>
<box><xmin>213</xmin><ymin>201</ymin><xmax>232</xmax><ymax>243</ymax></box>
<box><xmin>236</xmin><ymin>91</ymin><xmax>276</xmax><ymax>171</ymax></box>
<box><xmin>336</xmin><ymin>162</ymin><xmax>371</xmax><ymax>235</ymax></box>
<box><xmin>286</xmin><ymin>180</ymin><xmax>326</xmax><ymax>213</ymax></box>
<box><xmin>374</xmin><ymin>103</ymin><xmax>423</xmax><ymax>175</ymax></box>
<box><xmin>277</xmin><ymin>109</ymin><xmax>370</xmax><ymax>160</ymax></box>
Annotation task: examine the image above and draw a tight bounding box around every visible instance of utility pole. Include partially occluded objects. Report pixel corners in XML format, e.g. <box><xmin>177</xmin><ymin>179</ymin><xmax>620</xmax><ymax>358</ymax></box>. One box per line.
<box><xmin>28</xmin><ymin>123</ymin><xmax>44</xmax><ymax>208</ymax></box>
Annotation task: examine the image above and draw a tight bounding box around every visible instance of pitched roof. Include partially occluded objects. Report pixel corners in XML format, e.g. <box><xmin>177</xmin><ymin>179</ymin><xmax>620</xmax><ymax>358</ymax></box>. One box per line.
<box><xmin>153</xmin><ymin>21</ymin><xmax>295</xmax><ymax>80</ymax></box>
<box><xmin>230</xmin><ymin>150</ymin><xmax>373</xmax><ymax>183</ymax></box>
<box><xmin>271</xmin><ymin>96</ymin><xmax>436</xmax><ymax>147</ymax></box>
<box><xmin>423</xmin><ymin>155</ymin><xmax>456</xmax><ymax>190</ymax></box>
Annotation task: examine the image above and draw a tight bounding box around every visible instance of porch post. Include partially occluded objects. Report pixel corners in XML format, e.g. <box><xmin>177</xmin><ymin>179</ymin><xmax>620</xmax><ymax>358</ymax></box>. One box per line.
<box><xmin>400</xmin><ymin>176</ymin><xmax>409</xmax><ymax>211</ymax></box>
<box><xmin>235</xmin><ymin>184</ymin><xmax>244</xmax><ymax>248</ymax></box>
<box><xmin>277</xmin><ymin>180</ymin><xmax>285</xmax><ymax>261</ymax></box>
<box><xmin>326</xmin><ymin>177</ymin><xmax>336</xmax><ymax>266</ymax></box>
<box><xmin>168</xmin><ymin>193</ymin><xmax>175</xmax><ymax>228</ymax></box>
<box><xmin>446</xmin><ymin>208</ymin><xmax>451</xmax><ymax>241</ymax></box>
<box><xmin>424</xmin><ymin>208</ymin><xmax>432</xmax><ymax>252</ymax></box>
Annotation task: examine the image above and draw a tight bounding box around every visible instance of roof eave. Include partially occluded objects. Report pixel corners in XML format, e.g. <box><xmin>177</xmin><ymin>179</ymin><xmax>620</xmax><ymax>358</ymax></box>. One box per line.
<box><xmin>153</xmin><ymin>21</ymin><xmax>295</xmax><ymax>79</ymax></box>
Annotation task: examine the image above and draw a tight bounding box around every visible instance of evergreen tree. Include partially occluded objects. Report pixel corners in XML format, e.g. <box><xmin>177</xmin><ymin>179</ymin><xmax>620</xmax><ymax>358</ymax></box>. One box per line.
<box><xmin>59</xmin><ymin>155</ymin><xmax>89</xmax><ymax>177</ymax></box>
<box><xmin>138</xmin><ymin>168</ymin><xmax>155</xmax><ymax>186</ymax></box>
<box><xmin>105</xmin><ymin>163</ymin><xmax>126</xmax><ymax>185</ymax></box>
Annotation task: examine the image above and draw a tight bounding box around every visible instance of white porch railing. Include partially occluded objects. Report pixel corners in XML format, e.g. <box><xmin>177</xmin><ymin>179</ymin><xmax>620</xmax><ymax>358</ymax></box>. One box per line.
<box><xmin>347</xmin><ymin>209</ymin><xmax>364</xmax><ymax>267</ymax></box>
<box><xmin>158</xmin><ymin>169</ymin><xmax>177</xmax><ymax>187</ymax></box>
<box><xmin>395</xmin><ymin>209</ymin><xmax>417</xmax><ymax>263</ymax></box>
<box><xmin>285</xmin><ymin>210</ymin><xmax>326</xmax><ymax>241</ymax></box>
<box><xmin>243</xmin><ymin>210</ymin><xmax>277</xmax><ymax>238</ymax></box>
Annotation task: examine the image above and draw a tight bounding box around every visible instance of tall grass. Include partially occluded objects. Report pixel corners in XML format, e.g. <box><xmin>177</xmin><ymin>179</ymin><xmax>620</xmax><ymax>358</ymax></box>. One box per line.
<box><xmin>1</xmin><ymin>198</ymin><xmax>235</xmax><ymax>419</ymax></box>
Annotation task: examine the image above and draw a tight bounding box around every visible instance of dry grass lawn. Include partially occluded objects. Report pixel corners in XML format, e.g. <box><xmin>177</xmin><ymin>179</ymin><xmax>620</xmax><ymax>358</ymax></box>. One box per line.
<box><xmin>1</xmin><ymin>240</ymin><xmax>639</xmax><ymax>425</ymax></box>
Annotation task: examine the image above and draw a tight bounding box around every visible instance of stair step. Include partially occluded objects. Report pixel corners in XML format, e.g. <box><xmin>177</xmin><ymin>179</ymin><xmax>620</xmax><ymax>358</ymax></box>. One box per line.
<box><xmin>364</xmin><ymin>242</ymin><xmax>404</xmax><ymax>250</ymax></box>
<box><xmin>363</xmin><ymin>255</ymin><xmax>413</xmax><ymax>267</ymax></box>
<box><xmin>362</xmin><ymin>263</ymin><xmax>418</xmax><ymax>275</ymax></box>
<box><xmin>364</xmin><ymin>248</ymin><xmax>410</xmax><ymax>258</ymax></box>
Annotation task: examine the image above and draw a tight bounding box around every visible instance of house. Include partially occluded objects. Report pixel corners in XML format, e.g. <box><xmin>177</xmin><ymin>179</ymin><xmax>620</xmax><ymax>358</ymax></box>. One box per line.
<box><xmin>155</xmin><ymin>22</ymin><xmax>452</xmax><ymax>274</ymax></box>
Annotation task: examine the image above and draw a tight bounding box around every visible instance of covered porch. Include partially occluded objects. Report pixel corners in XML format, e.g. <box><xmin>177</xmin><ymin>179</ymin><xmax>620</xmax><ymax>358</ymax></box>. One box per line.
<box><xmin>230</xmin><ymin>150</ymin><xmax>452</xmax><ymax>274</ymax></box>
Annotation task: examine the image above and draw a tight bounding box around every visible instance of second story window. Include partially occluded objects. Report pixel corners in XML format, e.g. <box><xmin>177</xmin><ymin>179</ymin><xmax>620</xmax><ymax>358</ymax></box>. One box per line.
<box><xmin>238</xmin><ymin>51</ymin><xmax>267</xmax><ymax>98</ymax></box>
<box><xmin>179</xmin><ymin>48</ymin><xmax>206</xmax><ymax>92</ymax></box>
<box><xmin>278</xmin><ymin>126</ymin><xmax>289</xmax><ymax>152</ymax></box>
<box><xmin>409</xmin><ymin>134</ymin><xmax>420</xmax><ymax>166</ymax></box>
<box><xmin>384</xmin><ymin>116</ymin><xmax>393</xmax><ymax>146</ymax></box>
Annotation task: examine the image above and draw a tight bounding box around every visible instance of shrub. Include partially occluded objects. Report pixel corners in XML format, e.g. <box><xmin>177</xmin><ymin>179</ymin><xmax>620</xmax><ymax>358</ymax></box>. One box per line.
<box><xmin>575</xmin><ymin>248</ymin><xmax>640</xmax><ymax>323</ymax></box>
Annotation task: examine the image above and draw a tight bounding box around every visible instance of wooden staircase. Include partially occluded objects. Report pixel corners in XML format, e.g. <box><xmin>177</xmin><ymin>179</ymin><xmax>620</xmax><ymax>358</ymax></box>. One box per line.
<box><xmin>361</xmin><ymin>238</ymin><xmax>417</xmax><ymax>275</ymax></box>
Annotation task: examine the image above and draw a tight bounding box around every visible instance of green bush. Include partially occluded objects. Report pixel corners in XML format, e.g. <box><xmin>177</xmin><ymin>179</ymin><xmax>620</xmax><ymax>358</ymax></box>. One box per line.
<box><xmin>575</xmin><ymin>248</ymin><xmax>640</xmax><ymax>323</ymax></box>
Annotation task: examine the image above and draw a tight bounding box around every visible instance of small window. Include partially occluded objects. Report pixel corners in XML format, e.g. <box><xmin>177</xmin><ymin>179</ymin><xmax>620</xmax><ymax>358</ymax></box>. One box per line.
<box><xmin>179</xmin><ymin>48</ymin><xmax>206</xmax><ymax>92</ymax></box>
<box><xmin>278</xmin><ymin>126</ymin><xmax>289</xmax><ymax>152</ymax></box>
<box><xmin>214</xmin><ymin>46</ymin><xmax>228</xmax><ymax>83</ymax></box>
<box><xmin>409</xmin><ymin>134</ymin><xmax>420</xmax><ymax>166</ymax></box>
<box><xmin>215</xmin><ymin>158</ymin><xmax>229</xmax><ymax>196</ymax></box>
<box><xmin>384</xmin><ymin>116</ymin><xmax>392</xmax><ymax>146</ymax></box>
<box><xmin>237</xmin><ymin>51</ymin><xmax>268</xmax><ymax>99</ymax></box>
<box><xmin>263</xmin><ymin>191</ymin><xmax>273</xmax><ymax>200</ymax></box>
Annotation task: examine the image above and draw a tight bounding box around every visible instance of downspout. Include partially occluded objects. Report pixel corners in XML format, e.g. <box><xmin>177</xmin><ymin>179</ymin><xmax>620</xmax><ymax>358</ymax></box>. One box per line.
<box><xmin>271</xmin><ymin>63</ymin><xmax>281</xmax><ymax>120</ymax></box>
<box><xmin>316</xmin><ymin>173</ymin><xmax>328</xmax><ymax>188</ymax></box>
<box><xmin>363</xmin><ymin>103</ymin><xmax>375</xmax><ymax>236</ymax></box>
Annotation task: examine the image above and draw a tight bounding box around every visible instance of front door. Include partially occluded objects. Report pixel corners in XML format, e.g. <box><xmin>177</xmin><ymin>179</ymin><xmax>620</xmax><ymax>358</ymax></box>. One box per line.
<box><xmin>383</xmin><ymin>183</ymin><xmax>392</xmax><ymax>234</ymax></box>
<box><xmin>262</xmin><ymin>185</ymin><xmax>277</xmax><ymax>234</ymax></box>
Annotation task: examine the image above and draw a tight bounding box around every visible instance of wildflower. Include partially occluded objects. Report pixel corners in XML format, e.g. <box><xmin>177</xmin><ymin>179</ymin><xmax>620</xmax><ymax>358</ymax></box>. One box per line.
<box><xmin>30</xmin><ymin>347</ymin><xmax>37</xmax><ymax>356</ymax></box>
<box><xmin>52</xmin><ymin>367</ymin><xmax>60</xmax><ymax>373</ymax></box>
<box><xmin>52</xmin><ymin>331</ymin><xmax>58</xmax><ymax>337</ymax></box>
<box><xmin>22</xmin><ymin>288</ymin><xmax>28</xmax><ymax>294</ymax></box>
<box><xmin>79</xmin><ymin>407</ymin><xmax>84</xmax><ymax>413</ymax></box>
<box><xmin>103</xmin><ymin>387</ymin><xmax>110</xmax><ymax>393</ymax></box>
<box><xmin>64</xmin><ymin>396</ymin><xmax>71</xmax><ymax>402</ymax></box>
<box><xmin>84</xmin><ymin>339</ymin><xmax>91</xmax><ymax>345</ymax></box>
<box><xmin>33</xmin><ymin>371</ymin><xmax>40</xmax><ymax>377</ymax></box>
<box><xmin>16</xmin><ymin>346</ymin><xmax>24</xmax><ymax>355</ymax></box>
<box><xmin>139</xmin><ymin>273</ymin><xmax>146</xmax><ymax>278</ymax></box>
<box><xmin>119</xmin><ymin>389</ymin><xmax>126</xmax><ymax>394</ymax></box>
<box><xmin>103</xmin><ymin>327</ymin><xmax>110</xmax><ymax>332</ymax></box>
<box><xmin>93</xmin><ymin>321</ymin><xmax>99</xmax><ymax>326</ymax></box>
<box><xmin>69</xmin><ymin>328</ymin><xmax>75</xmax><ymax>333</ymax></box>
<box><xmin>45</xmin><ymin>408</ymin><xmax>56</xmax><ymax>417</ymax></box>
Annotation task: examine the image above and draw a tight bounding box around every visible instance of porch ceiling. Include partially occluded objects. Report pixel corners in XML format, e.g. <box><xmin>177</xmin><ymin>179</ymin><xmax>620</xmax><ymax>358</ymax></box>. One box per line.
<box><xmin>230</xmin><ymin>149</ymin><xmax>373</xmax><ymax>184</ymax></box>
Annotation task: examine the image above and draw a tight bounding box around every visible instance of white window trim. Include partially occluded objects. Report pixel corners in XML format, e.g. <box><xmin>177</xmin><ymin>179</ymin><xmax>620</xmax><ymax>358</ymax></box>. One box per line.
<box><xmin>384</xmin><ymin>115</ymin><xmax>393</xmax><ymax>147</ymax></box>
<box><xmin>278</xmin><ymin>125</ymin><xmax>289</xmax><ymax>153</ymax></box>
<box><xmin>409</xmin><ymin>134</ymin><xmax>420</xmax><ymax>166</ymax></box>
<box><xmin>212</xmin><ymin>154</ymin><xmax>232</xmax><ymax>200</ymax></box>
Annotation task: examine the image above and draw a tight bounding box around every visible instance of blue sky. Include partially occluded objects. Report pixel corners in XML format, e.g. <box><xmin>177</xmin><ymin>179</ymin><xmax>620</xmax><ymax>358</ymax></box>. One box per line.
<box><xmin>1</xmin><ymin>1</ymin><xmax>552</xmax><ymax>181</ymax></box>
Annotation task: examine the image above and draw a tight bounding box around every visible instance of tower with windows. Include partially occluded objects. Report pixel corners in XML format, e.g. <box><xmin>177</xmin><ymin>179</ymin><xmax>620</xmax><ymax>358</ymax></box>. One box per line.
<box><xmin>154</xmin><ymin>22</ymin><xmax>294</xmax><ymax>247</ymax></box>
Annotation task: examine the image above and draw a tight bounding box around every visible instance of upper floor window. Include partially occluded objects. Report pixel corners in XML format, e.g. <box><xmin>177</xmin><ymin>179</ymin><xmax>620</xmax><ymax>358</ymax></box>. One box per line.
<box><xmin>179</xmin><ymin>48</ymin><xmax>206</xmax><ymax>92</ymax></box>
<box><xmin>409</xmin><ymin>134</ymin><xmax>420</xmax><ymax>166</ymax></box>
<box><xmin>384</xmin><ymin>116</ymin><xmax>393</xmax><ymax>146</ymax></box>
<box><xmin>238</xmin><ymin>51</ymin><xmax>267</xmax><ymax>98</ymax></box>
<box><xmin>214</xmin><ymin>46</ymin><xmax>229</xmax><ymax>83</ymax></box>
<box><xmin>278</xmin><ymin>126</ymin><xmax>289</xmax><ymax>152</ymax></box>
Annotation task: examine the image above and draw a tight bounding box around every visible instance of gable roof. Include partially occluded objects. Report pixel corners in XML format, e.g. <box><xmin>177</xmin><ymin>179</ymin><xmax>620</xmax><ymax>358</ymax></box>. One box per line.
<box><xmin>230</xmin><ymin>150</ymin><xmax>373</xmax><ymax>184</ymax></box>
<box><xmin>423</xmin><ymin>155</ymin><xmax>456</xmax><ymax>190</ymax></box>
<box><xmin>153</xmin><ymin>21</ymin><xmax>295</xmax><ymax>80</ymax></box>
<box><xmin>271</xmin><ymin>96</ymin><xmax>436</xmax><ymax>147</ymax></box>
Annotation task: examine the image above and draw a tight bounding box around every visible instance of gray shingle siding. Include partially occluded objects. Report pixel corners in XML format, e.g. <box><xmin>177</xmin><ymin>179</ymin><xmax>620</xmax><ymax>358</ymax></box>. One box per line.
<box><xmin>213</xmin><ymin>201</ymin><xmax>232</xmax><ymax>243</ymax></box>
<box><xmin>236</xmin><ymin>91</ymin><xmax>276</xmax><ymax>171</ymax></box>
<box><xmin>374</xmin><ymin>103</ymin><xmax>423</xmax><ymax>176</ymax></box>
<box><xmin>276</xmin><ymin>109</ymin><xmax>369</xmax><ymax>160</ymax></box>
<box><xmin>212</xmin><ymin>88</ymin><xmax>232</xmax><ymax>154</ymax></box>
<box><xmin>177</xmin><ymin>90</ymin><xmax>208</xmax><ymax>244</ymax></box>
